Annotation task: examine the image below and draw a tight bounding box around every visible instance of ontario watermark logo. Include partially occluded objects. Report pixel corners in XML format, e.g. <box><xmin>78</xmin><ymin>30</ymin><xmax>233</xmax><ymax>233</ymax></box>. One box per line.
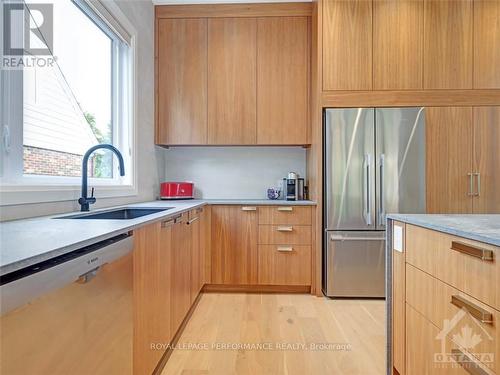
<box><xmin>434</xmin><ymin>306</ymin><xmax>494</xmax><ymax>371</ymax></box>
<box><xmin>2</xmin><ymin>2</ymin><xmax>57</xmax><ymax>69</ymax></box>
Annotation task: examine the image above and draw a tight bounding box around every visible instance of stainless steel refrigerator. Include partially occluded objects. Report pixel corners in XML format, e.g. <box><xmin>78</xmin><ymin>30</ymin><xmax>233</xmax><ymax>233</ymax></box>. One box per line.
<box><xmin>323</xmin><ymin>108</ymin><xmax>426</xmax><ymax>298</ymax></box>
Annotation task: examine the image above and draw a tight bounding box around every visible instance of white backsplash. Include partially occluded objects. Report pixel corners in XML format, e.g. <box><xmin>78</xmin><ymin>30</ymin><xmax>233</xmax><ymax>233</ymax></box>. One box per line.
<box><xmin>164</xmin><ymin>147</ymin><xmax>307</xmax><ymax>199</ymax></box>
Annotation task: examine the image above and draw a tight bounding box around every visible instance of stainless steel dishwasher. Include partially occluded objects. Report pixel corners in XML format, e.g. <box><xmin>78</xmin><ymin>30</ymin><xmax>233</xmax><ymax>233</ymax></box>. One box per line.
<box><xmin>0</xmin><ymin>232</ymin><xmax>133</xmax><ymax>375</ymax></box>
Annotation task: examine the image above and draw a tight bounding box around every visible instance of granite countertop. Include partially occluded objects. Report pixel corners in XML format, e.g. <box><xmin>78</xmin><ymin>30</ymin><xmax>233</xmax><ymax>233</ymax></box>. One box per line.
<box><xmin>0</xmin><ymin>199</ymin><xmax>316</xmax><ymax>276</ymax></box>
<box><xmin>387</xmin><ymin>214</ymin><xmax>500</xmax><ymax>246</ymax></box>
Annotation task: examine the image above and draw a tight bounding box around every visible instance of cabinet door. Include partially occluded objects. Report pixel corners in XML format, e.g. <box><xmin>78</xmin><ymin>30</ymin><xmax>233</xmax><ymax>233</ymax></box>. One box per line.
<box><xmin>426</xmin><ymin>107</ymin><xmax>473</xmax><ymax>214</ymax></box>
<box><xmin>189</xmin><ymin>209</ymin><xmax>201</xmax><ymax>303</ymax></box>
<box><xmin>474</xmin><ymin>0</ymin><xmax>500</xmax><ymax>88</ymax></box>
<box><xmin>373</xmin><ymin>0</ymin><xmax>423</xmax><ymax>90</ymax></box>
<box><xmin>392</xmin><ymin>222</ymin><xmax>406</xmax><ymax>375</ymax></box>
<box><xmin>199</xmin><ymin>206</ymin><xmax>211</xmax><ymax>285</ymax></box>
<box><xmin>133</xmin><ymin>222</ymin><xmax>172</xmax><ymax>375</ymax></box>
<box><xmin>208</xmin><ymin>18</ymin><xmax>256</xmax><ymax>145</ymax></box>
<box><xmin>211</xmin><ymin>206</ymin><xmax>258</xmax><ymax>285</ymax></box>
<box><xmin>322</xmin><ymin>0</ymin><xmax>372</xmax><ymax>90</ymax></box>
<box><xmin>157</xmin><ymin>19</ymin><xmax>207</xmax><ymax>145</ymax></box>
<box><xmin>423</xmin><ymin>0</ymin><xmax>472</xmax><ymax>89</ymax></box>
<box><xmin>473</xmin><ymin>107</ymin><xmax>500</xmax><ymax>213</ymax></box>
<box><xmin>257</xmin><ymin>17</ymin><xmax>309</xmax><ymax>145</ymax></box>
<box><xmin>170</xmin><ymin>213</ymin><xmax>191</xmax><ymax>335</ymax></box>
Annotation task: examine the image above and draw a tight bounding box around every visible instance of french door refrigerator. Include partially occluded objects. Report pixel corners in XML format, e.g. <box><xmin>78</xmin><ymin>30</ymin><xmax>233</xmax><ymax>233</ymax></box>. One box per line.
<box><xmin>323</xmin><ymin>108</ymin><xmax>426</xmax><ymax>298</ymax></box>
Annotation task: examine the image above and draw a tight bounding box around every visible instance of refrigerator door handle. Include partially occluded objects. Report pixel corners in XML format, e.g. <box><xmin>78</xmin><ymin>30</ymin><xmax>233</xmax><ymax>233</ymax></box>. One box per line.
<box><xmin>364</xmin><ymin>153</ymin><xmax>372</xmax><ymax>226</ymax></box>
<box><xmin>379</xmin><ymin>154</ymin><xmax>385</xmax><ymax>226</ymax></box>
<box><xmin>330</xmin><ymin>234</ymin><xmax>384</xmax><ymax>241</ymax></box>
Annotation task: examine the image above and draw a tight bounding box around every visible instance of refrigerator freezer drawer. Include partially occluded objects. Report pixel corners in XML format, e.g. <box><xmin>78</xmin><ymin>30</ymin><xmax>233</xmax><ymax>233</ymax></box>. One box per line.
<box><xmin>325</xmin><ymin>231</ymin><xmax>385</xmax><ymax>298</ymax></box>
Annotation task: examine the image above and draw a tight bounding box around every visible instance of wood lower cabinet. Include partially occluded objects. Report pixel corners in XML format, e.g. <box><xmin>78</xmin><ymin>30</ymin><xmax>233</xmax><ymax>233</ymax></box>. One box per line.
<box><xmin>258</xmin><ymin>245</ymin><xmax>311</xmax><ymax>285</ymax></box>
<box><xmin>211</xmin><ymin>206</ymin><xmax>258</xmax><ymax>285</ymax></box>
<box><xmin>392</xmin><ymin>222</ymin><xmax>499</xmax><ymax>375</ymax></box>
<box><xmin>134</xmin><ymin>221</ymin><xmax>172</xmax><ymax>375</ymax></box>
<box><xmin>256</xmin><ymin>16</ymin><xmax>309</xmax><ymax>145</ymax></box>
<box><xmin>170</xmin><ymin>212</ymin><xmax>192</xmax><ymax>334</ymax></box>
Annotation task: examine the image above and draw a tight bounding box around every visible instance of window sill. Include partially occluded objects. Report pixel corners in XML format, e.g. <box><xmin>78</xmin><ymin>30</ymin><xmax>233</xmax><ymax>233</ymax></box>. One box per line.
<box><xmin>0</xmin><ymin>184</ymin><xmax>138</xmax><ymax>206</ymax></box>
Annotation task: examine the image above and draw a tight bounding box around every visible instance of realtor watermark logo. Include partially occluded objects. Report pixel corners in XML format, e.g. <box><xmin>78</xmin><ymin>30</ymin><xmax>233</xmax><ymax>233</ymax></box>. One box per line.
<box><xmin>2</xmin><ymin>2</ymin><xmax>56</xmax><ymax>69</ymax></box>
<box><xmin>434</xmin><ymin>307</ymin><xmax>494</xmax><ymax>370</ymax></box>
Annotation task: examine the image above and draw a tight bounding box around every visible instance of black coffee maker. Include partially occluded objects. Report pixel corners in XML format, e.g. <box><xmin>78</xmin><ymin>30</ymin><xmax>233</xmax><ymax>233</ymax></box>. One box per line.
<box><xmin>282</xmin><ymin>172</ymin><xmax>305</xmax><ymax>201</ymax></box>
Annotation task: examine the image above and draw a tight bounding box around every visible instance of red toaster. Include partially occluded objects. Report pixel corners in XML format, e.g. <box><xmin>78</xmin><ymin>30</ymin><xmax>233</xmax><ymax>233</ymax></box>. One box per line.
<box><xmin>160</xmin><ymin>182</ymin><xmax>194</xmax><ymax>200</ymax></box>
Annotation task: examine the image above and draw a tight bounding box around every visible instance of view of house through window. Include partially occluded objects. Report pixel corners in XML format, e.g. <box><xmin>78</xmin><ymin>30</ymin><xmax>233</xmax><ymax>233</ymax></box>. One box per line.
<box><xmin>23</xmin><ymin>0</ymin><xmax>113</xmax><ymax>178</ymax></box>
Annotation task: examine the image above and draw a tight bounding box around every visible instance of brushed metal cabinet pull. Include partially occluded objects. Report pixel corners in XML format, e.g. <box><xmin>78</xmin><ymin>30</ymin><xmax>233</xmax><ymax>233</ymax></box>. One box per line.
<box><xmin>241</xmin><ymin>206</ymin><xmax>257</xmax><ymax>211</ymax></box>
<box><xmin>277</xmin><ymin>246</ymin><xmax>293</xmax><ymax>252</ymax></box>
<box><xmin>451</xmin><ymin>348</ymin><xmax>490</xmax><ymax>375</ymax></box>
<box><xmin>187</xmin><ymin>217</ymin><xmax>199</xmax><ymax>225</ymax></box>
<box><xmin>451</xmin><ymin>295</ymin><xmax>493</xmax><ymax>324</ymax></box>
<box><xmin>277</xmin><ymin>207</ymin><xmax>293</xmax><ymax>212</ymax></box>
<box><xmin>161</xmin><ymin>219</ymin><xmax>175</xmax><ymax>228</ymax></box>
<box><xmin>277</xmin><ymin>226</ymin><xmax>293</xmax><ymax>232</ymax></box>
<box><xmin>475</xmin><ymin>172</ymin><xmax>481</xmax><ymax>197</ymax></box>
<box><xmin>468</xmin><ymin>173</ymin><xmax>475</xmax><ymax>196</ymax></box>
<box><xmin>451</xmin><ymin>241</ymin><xmax>494</xmax><ymax>261</ymax></box>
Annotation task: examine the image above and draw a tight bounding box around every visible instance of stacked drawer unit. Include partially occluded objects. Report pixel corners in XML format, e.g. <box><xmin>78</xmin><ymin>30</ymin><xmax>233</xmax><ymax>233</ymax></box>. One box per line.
<box><xmin>403</xmin><ymin>224</ymin><xmax>499</xmax><ymax>375</ymax></box>
<box><xmin>257</xmin><ymin>206</ymin><xmax>312</xmax><ymax>286</ymax></box>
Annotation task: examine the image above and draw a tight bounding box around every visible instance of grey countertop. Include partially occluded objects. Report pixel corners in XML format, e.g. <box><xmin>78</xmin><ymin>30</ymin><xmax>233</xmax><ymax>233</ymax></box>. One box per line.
<box><xmin>0</xmin><ymin>199</ymin><xmax>316</xmax><ymax>276</ymax></box>
<box><xmin>387</xmin><ymin>214</ymin><xmax>500</xmax><ymax>246</ymax></box>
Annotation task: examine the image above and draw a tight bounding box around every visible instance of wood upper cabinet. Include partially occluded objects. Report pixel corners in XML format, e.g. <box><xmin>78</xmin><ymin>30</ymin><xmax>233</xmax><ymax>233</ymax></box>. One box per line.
<box><xmin>170</xmin><ymin>212</ymin><xmax>192</xmax><ymax>334</ymax></box>
<box><xmin>426</xmin><ymin>107</ymin><xmax>473</xmax><ymax>214</ymax></box>
<box><xmin>473</xmin><ymin>107</ymin><xmax>500</xmax><ymax>213</ymax></box>
<box><xmin>157</xmin><ymin>19</ymin><xmax>207</xmax><ymax>145</ymax></box>
<box><xmin>133</xmin><ymin>222</ymin><xmax>172</xmax><ymax>375</ymax></box>
<box><xmin>257</xmin><ymin>17</ymin><xmax>309</xmax><ymax>145</ymax></box>
<box><xmin>208</xmin><ymin>18</ymin><xmax>257</xmax><ymax>144</ymax></box>
<box><xmin>423</xmin><ymin>0</ymin><xmax>473</xmax><ymax>89</ymax></box>
<box><xmin>373</xmin><ymin>0</ymin><xmax>423</xmax><ymax>90</ymax></box>
<box><xmin>211</xmin><ymin>206</ymin><xmax>258</xmax><ymax>285</ymax></box>
<box><xmin>322</xmin><ymin>0</ymin><xmax>372</xmax><ymax>91</ymax></box>
<box><xmin>474</xmin><ymin>0</ymin><xmax>500</xmax><ymax>88</ymax></box>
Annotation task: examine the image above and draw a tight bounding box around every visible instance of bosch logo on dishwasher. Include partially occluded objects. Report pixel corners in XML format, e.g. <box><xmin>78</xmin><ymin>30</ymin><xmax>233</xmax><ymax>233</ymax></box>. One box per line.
<box><xmin>87</xmin><ymin>257</ymin><xmax>99</xmax><ymax>265</ymax></box>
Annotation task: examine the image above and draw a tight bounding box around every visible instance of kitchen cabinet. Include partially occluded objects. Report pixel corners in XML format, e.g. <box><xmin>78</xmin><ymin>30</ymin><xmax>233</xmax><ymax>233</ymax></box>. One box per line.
<box><xmin>200</xmin><ymin>205</ymin><xmax>212</xmax><ymax>285</ymax></box>
<box><xmin>211</xmin><ymin>206</ymin><xmax>258</xmax><ymax>285</ymax></box>
<box><xmin>473</xmin><ymin>0</ymin><xmax>500</xmax><ymax>88</ymax></box>
<box><xmin>392</xmin><ymin>222</ymin><xmax>406</xmax><ymax>375</ymax></box>
<box><xmin>426</xmin><ymin>106</ymin><xmax>500</xmax><ymax>214</ymax></box>
<box><xmin>373</xmin><ymin>0</ymin><xmax>423</xmax><ymax>90</ymax></box>
<box><xmin>207</xmin><ymin>18</ymin><xmax>257</xmax><ymax>144</ymax></box>
<box><xmin>423</xmin><ymin>0</ymin><xmax>473</xmax><ymax>89</ymax></box>
<box><xmin>322</xmin><ymin>0</ymin><xmax>372</xmax><ymax>91</ymax></box>
<box><xmin>473</xmin><ymin>107</ymin><xmax>500</xmax><ymax>213</ymax></box>
<box><xmin>133</xmin><ymin>221</ymin><xmax>172</xmax><ymax>375</ymax></box>
<box><xmin>189</xmin><ymin>208</ymin><xmax>203</xmax><ymax>303</ymax></box>
<box><xmin>426</xmin><ymin>107</ymin><xmax>473</xmax><ymax>214</ymax></box>
<box><xmin>257</xmin><ymin>17</ymin><xmax>309</xmax><ymax>144</ymax></box>
<box><xmin>156</xmin><ymin>19</ymin><xmax>207</xmax><ymax>145</ymax></box>
<box><xmin>170</xmin><ymin>212</ymin><xmax>192</xmax><ymax>334</ymax></box>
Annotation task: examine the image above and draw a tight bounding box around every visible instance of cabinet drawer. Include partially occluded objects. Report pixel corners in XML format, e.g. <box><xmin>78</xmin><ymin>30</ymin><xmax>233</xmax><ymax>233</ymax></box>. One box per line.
<box><xmin>257</xmin><ymin>245</ymin><xmax>311</xmax><ymax>286</ymax></box>
<box><xmin>258</xmin><ymin>225</ymin><xmax>311</xmax><ymax>245</ymax></box>
<box><xmin>406</xmin><ymin>224</ymin><xmax>500</xmax><ymax>310</ymax></box>
<box><xmin>258</xmin><ymin>206</ymin><xmax>312</xmax><ymax>225</ymax></box>
<box><xmin>406</xmin><ymin>264</ymin><xmax>499</xmax><ymax>373</ymax></box>
<box><xmin>406</xmin><ymin>304</ymin><xmax>493</xmax><ymax>375</ymax></box>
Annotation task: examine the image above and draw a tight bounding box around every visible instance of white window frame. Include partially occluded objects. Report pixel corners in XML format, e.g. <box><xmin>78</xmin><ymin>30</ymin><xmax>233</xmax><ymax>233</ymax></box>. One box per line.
<box><xmin>0</xmin><ymin>0</ymin><xmax>138</xmax><ymax>206</ymax></box>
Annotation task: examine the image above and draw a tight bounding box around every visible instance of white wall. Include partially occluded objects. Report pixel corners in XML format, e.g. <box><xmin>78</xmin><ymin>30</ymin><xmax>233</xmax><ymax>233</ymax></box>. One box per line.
<box><xmin>0</xmin><ymin>0</ymin><xmax>162</xmax><ymax>221</ymax></box>
<box><xmin>164</xmin><ymin>147</ymin><xmax>306</xmax><ymax>199</ymax></box>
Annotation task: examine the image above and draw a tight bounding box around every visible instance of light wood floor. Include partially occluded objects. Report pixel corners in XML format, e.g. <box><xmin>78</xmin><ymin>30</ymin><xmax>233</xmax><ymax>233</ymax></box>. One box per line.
<box><xmin>161</xmin><ymin>293</ymin><xmax>386</xmax><ymax>375</ymax></box>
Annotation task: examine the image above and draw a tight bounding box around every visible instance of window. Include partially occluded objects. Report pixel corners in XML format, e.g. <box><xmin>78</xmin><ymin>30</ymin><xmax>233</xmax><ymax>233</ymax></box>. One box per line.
<box><xmin>1</xmin><ymin>0</ymin><xmax>136</xmax><ymax>204</ymax></box>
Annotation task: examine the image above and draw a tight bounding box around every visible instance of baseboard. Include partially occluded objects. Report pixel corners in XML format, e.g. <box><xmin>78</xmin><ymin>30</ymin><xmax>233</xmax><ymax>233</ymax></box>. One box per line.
<box><xmin>202</xmin><ymin>284</ymin><xmax>311</xmax><ymax>294</ymax></box>
<box><xmin>153</xmin><ymin>291</ymin><xmax>203</xmax><ymax>375</ymax></box>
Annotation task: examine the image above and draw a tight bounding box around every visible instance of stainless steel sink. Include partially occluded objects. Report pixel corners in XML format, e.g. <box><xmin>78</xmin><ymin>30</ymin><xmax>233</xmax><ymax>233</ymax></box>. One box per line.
<box><xmin>55</xmin><ymin>207</ymin><xmax>172</xmax><ymax>220</ymax></box>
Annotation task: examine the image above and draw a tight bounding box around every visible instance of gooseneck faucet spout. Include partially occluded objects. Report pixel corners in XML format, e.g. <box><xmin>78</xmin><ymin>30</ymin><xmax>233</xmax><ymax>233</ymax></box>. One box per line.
<box><xmin>79</xmin><ymin>144</ymin><xmax>125</xmax><ymax>211</ymax></box>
